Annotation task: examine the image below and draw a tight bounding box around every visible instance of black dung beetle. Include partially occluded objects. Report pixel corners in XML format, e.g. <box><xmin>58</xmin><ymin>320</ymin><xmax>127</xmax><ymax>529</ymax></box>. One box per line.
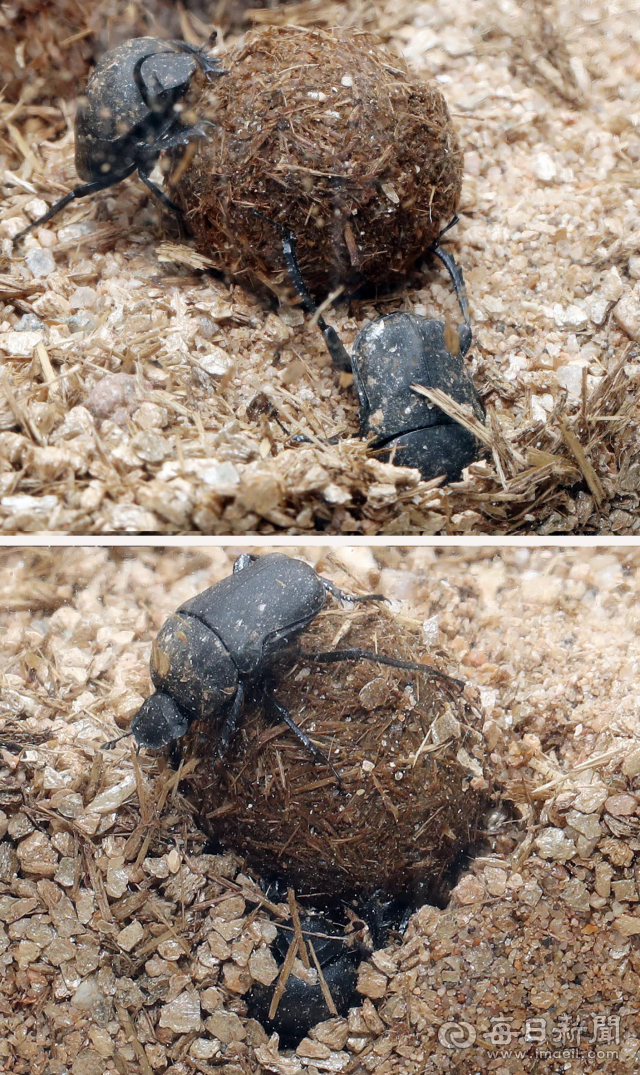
<box><xmin>107</xmin><ymin>553</ymin><xmax>462</xmax><ymax>776</ymax></box>
<box><xmin>266</xmin><ymin>216</ymin><xmax>485</xmax><ymax>482</ymax></box>
<box><xmin>13</xmin><ymin>36</ymin><xmax>224</xmax><ymax>244</ymax></box>
<box><xmin>247</xmin><ymin>911</ymin><xmax>366</xmax><ymax>1046</ymax></box>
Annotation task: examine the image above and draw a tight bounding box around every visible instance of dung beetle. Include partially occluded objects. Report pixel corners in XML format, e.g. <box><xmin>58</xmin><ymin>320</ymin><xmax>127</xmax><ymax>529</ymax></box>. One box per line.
<box><xmin>247</xmin><ymin>911</ymin><xmax>366</xmax><ymax>1046</ymax></box>
<box><xmin>246</xmin><ymin>885</ymin><xmax>412</xmax><ymax>1045</ymax></box>
<box><xmin>108</xmin><ymin>553</ymin><xmax>462</xmax><ymax>777</ymax></box>
<box><xmin>266</xmin><ymin>216</ymin><xmax>485</xmax><ymax>482</ymax></box>
<box><xmin>13</xmin><ymin>36</ymin><xmax>224</xmax><ymax>244</ymax></box>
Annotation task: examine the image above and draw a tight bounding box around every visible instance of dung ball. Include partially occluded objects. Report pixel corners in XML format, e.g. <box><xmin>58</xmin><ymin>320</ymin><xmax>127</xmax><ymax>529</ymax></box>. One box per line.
<box><xmin>171</xmin><ymin>26</ymin><xmax>463</xmax><ymax>293</ymax></box>
<box><xmin>183</xmin><ymin>603</ymin><xmax>491</xmax><ymax>903</ymax></box>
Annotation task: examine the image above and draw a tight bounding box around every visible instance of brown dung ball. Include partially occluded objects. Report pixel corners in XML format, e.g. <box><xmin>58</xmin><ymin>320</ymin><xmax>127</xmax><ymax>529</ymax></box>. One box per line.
<box><xmin>183</xmin><ymin>605</ymin><xmax>491</xmax><ymax>903</ymax></box>
<box><xmin>171</xmin><ymin>26</ymin><xmax>463</xmax><ymax>293</ymax></box>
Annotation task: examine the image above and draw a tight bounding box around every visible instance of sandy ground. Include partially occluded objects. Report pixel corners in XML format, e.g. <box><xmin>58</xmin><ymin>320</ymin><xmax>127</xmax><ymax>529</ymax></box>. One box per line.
<box><xmin>0</xmin><ymin>0</ymin><xmax>639</xmax><ymax>534</ymax></box>
<box><xmin>1</xmin><ymin>545</ymin><xmax>640</xmax><ymax>1074</ymax></box>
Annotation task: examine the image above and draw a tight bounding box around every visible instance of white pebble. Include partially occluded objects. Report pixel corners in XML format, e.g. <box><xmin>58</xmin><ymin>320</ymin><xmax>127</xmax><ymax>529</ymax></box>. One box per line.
<box><xmin>85</xmin><ymin>775</ymin><xmax>137</xmax><ymax>814</ymax></box>
<box><xmin>199</xmin><ymin>460</ymin><xmax>240</xmax><ymax>493</ymax></box>
<box><xmin>584</xmin><ymin>293</ymin><xmax>610</xmax><ymax>326</ymax></box>
<box><xmin>199</xmin><ymin>347</ymin><xmax>235</xmax><ymax>381</ymax></box>
<box><xmin>117</xmin><ymin>922</ymin><xmax>144</xmax><ymax>951</ymax></box>
<box><xmin>601</xmin><ymin>266</ymin><xmax>625</xmax><ymax>302</ymax></box>
<box><xmin>557</xmin><ymin>364</ymin><xmax>585</xmax><ymax>399</ymax></box>
<box><xmin>69</xmin><ymin>286</ymin><xmax>97</xmax><ymax>310</ymax></box>
<box><xmin>25</xmin><ymin>248</ymin><xmax>56</xmax><ymax>278</ymax></box>
<box><xmin>0</xmin><ymin>329</ymin><xmax>44</xmax><ymax>356</ymax></box>
<box><xmin>552</xmin><ymin>303</ymin><xmax>589</xmax><ymax>330</ymax></box>
<box><xmin>534</xmin><ymin>152</ymin><xmax>557</xmax><ymax>182</ymax></box>
<box><xmin>535</xmin><ymin>827</ymin><xmax>576</xmax><ymax>862</ymax></box>
<box><xmin>613</xmin><ymin>287</ymin><xmax>640</xmax><ymax>341</ymax></box>
<box><xmin>159</xmin><ymin>992</ymin><xmax>202</xmax><ymax>1033</ymax></box>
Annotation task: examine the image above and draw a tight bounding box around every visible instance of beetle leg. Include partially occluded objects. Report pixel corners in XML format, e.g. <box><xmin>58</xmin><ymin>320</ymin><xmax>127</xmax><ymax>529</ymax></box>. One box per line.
<box><xmin>432</xmin><ymin>245</ymin><xmax>470</xmax><ymax>329</ymax></box>
<box><xmin>426</xmin><ymin>215</ymin><xmax>473</xmax><ymax>355</ymax></box>
<box><xmin>319</xmin><ymin>577</ymin><xmax>387</xmax><ymax>607</ymax></box>
<box><xmin>135</xmin><ymin>121</ymin><xmax>210</xmax><ymax>219</ymax></box>
<box><xmin>102</xmin><ymin>730</ymin><xmax>134</xmax><ymax>750</ymax></box>
<box><xmin>132</xmin><ymin>53</ymin><xmax>167</xmax><ymax>112</ymax></box>
<box><xmin>215</xmin><ymin>680</ymin><xmax>246</xmax><ymax>757</ymax></box>
<box><xmin>261</xmin><ymin>684</ymin><xmax>343</xmax><ymax>787</ymax></box>
<box><xmin>287</xmin><ymin>432</ymin><xmax>345</xmax><ymax>446</ymax></box>
<box><xmin>253</xmin><ymin>212</ymin><xmax>352</xmax><ymax>372</ymax></box>
<box><xmin>300</xmin><ymin>648</ymin><xmax>464</xmax><ymax>693</ymax></box>
<box><xmin>140</xmin><ymin>122</ymin><xmax>212</xmax><ymax>155</ymax></box>
<box><xmin>170</xmin><ymin>39</ymin><xmax>227</xmax><ymax>80</ymax></box>
<box><xmin>12</xmin><ymin>165</ymin><xmax>137</xmax><ymax>244</ymax></box>
<box><xmin>279</xmin><ymin>230</ymin><xmax>352</xmax><ymax>373</ymax></box>
<box><xmin>355</xmin><ymin>890</ymin><xmax>409</xmax><ymax>948</ymax></box>
<box><xmin>233</xmin><ymin>553</ymin><xmax>258</xmax><ymax>573</ymax></box>
<box><xmin>437</xmin><ymin>215</ymin><xmax>459</xmax><ymax>241</ymax></box>
<box><xmin>137</xmin><ymin>162</ymin><xmax>183</xmax><ymax>215</ymax></box>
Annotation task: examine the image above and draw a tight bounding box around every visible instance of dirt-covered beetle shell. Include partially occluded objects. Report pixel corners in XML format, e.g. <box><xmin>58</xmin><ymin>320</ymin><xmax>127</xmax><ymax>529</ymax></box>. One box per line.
<box><xmin>353</xmin><ymin>311</ymin><xmax>484</xmax><ymax>481</ymax></box>
<box><xmin>13</xmin><ymin>36</ymin><xmax>224</xmax><ymax>245</ymax></box>
<box><xmin>175</xmin><ymin>556</ymin><xmax>327</xmax><ymax>676</ymax></box>
<box><xmin>247</xmin><ymin>914</ymin><xmax>363</xmax><ymax>1046</ymax></box>
<box><xmin>130</xmin><ymin>554</ymin><xmax>332</xmax><ymax>750</ymax></box>
<box><xmin>75</xmin><ymin>38</ymin><xmax>210</xmax><ymax>181</ymax></box>
<box><xmin>150</xmin><ymin>614</ymin><xmax>238</xmax><ymax>723</ymax></box>
<box><xmin>124</xmin><ymin>552</ymin><xmax>458</xmax><ymax>781</ymax></box>
<box><xmin>271</xmin><ymin>221</ymin><xmax>485</xmax><ymax>483</ymax></box>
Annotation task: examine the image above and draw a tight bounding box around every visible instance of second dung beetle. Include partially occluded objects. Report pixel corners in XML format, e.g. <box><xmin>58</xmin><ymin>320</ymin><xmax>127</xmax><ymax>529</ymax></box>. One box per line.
<box><xmin>247</xmin><ymin>910</ymin><xmax>367</xmax><ymax>1046</ymax></box>
<box><xmin>13</xmin><ymin>35</ymin><xmax>224</xmax><ymax>244</ymax></box>
<box><xmin>268</xmin><ymin>217</ymin><xmax>485</xmax><ymax>483</ymax></box>
<box><xmin>246</xmin><ymin>884</ymin><xmax>410</xmax><ymax>1045</ymax></box>
<box><xmin>109</xmin><ymin>553</ymin><xmax>462</xmax><ymax>777</ymax></box>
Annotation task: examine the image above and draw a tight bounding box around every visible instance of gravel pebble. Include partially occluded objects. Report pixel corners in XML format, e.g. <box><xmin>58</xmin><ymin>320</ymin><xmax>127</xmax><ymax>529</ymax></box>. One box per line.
<box><xmin>613</xmin><ymin>287</ymin><xmax>640</xmax><ymax>341</ymax></box>
<box><xmin>159</xmin><ymin>992</ymin><xmax>202</xmax><ymax>1034</ymax></box>
<box><xmin>25</xmin><ymin>248</ymin><xmax>56</xmax><ymax>277</ymax></box>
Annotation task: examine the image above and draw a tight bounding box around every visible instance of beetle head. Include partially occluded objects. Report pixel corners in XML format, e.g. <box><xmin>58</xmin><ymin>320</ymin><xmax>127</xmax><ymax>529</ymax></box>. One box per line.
<box><xmin>137</xmin><ymin>51</ymin><xmax>198</xmax><ymax>110</ymax></box>
<box><xmin>131</xmin><ymin>692</ymin><xmax>191</xmax><ymax>749</ymax></box>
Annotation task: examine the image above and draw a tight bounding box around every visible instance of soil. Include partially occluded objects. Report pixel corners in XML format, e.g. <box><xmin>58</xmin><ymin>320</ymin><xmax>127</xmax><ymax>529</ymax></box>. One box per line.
<box><xmin>1</xmin><ymin>1</ymin><xmax>639</xmax><ymax>534</ymax></box>
<box><xmin>1</xmin><ymin>545</ymin><xmax>640</xmax><ymax>1074</ymax></box>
